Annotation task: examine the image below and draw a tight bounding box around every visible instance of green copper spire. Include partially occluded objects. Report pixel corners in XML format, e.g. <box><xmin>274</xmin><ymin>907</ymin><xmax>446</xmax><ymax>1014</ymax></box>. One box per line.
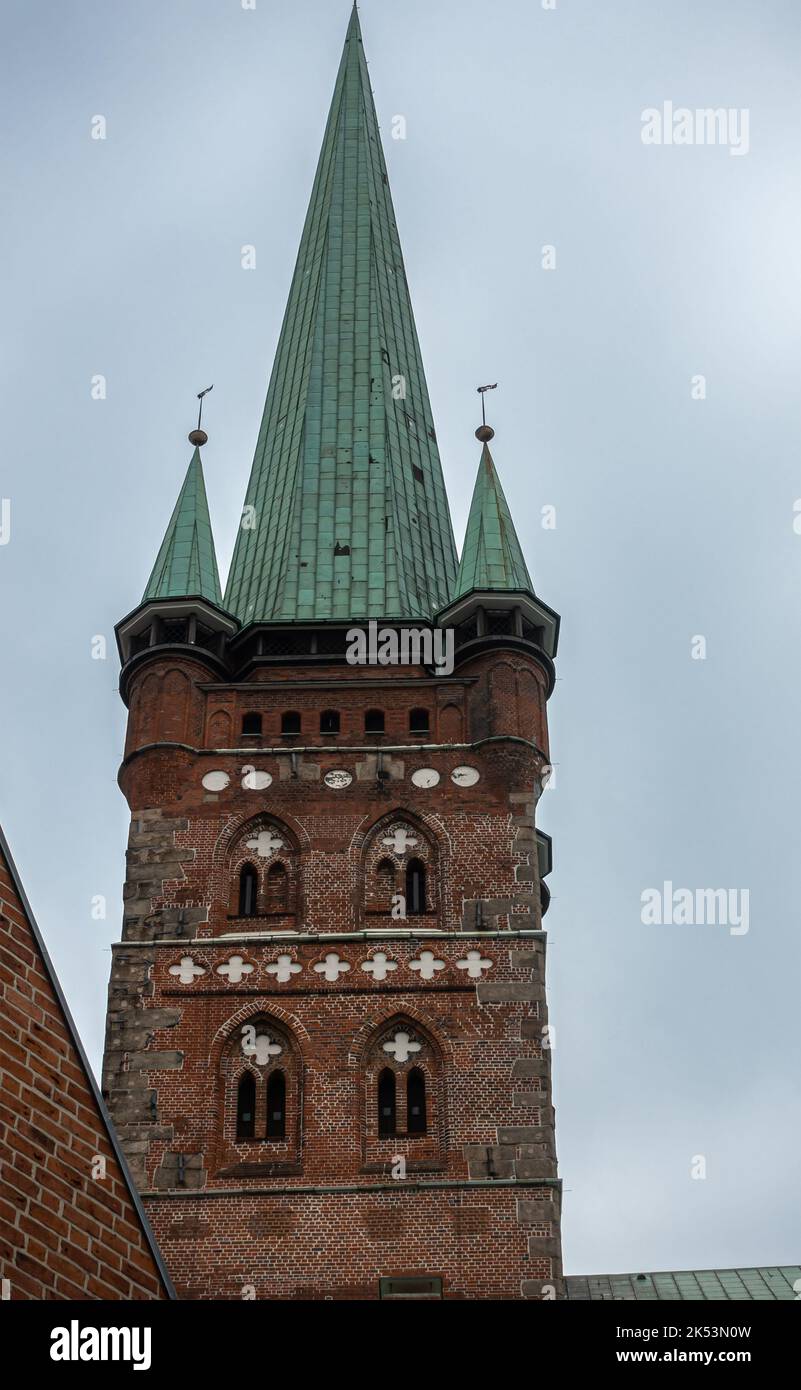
<box><xmin>224</xmin><ymin>7</ymin><xmax>458</xmax><ymax>624</ymax></box>
<box><xmin>454</xmin><ymin>443</ymin><xmax>533</xmax><ymax>598</ymax></box>
<box><xmin>143</xmin><ymin>448</ymin><xmax>223</xmax><ymax>605</ymax></box>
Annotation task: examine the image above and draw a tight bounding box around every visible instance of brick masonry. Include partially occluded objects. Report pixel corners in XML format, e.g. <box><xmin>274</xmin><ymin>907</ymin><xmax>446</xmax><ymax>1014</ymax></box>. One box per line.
<box><xmin>0</xmin><ymin>831</ymin><xmax>173</xmax><ymax>1300</ymax></box>
<box><xmin>103</xmin><ymin>645</ymin><xmax>563</xmax><ymax>1299</ymax></box>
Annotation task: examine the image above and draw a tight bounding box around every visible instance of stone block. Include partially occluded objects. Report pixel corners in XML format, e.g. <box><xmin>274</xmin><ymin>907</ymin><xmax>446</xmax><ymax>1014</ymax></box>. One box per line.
<box><xmin>477</xmin><ymin>982</ymin><xmax>538</xmax><ymax>1004</ymax></box>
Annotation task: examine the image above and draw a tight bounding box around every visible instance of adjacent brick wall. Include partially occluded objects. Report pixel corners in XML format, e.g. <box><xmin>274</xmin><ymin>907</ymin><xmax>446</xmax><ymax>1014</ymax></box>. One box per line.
<box><xmin>0</xmin><ymin>838</ymin><xmax>172</xmax><ymax>1300</ymax></box>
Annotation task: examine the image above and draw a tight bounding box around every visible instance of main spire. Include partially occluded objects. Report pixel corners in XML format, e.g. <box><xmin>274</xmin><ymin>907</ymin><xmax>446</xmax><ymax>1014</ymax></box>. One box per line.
<box><xmin>224</xmin><ymin>6</ymin><xmax>458</xmax><ymax>624</ymax></box>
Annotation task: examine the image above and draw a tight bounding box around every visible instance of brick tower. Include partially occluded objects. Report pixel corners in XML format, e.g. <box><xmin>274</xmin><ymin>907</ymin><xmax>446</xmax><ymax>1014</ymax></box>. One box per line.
<box><xmin>102</xmin><ymin>7</ymin><xmax>563</xmax><ymax>1301</ymax></box>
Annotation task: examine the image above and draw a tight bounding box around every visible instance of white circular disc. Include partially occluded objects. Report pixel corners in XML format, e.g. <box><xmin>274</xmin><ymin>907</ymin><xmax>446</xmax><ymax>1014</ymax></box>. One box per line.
<box><xmin>241</xmin><ymin>770</ymin><xmax>272</xmax><ymax>790</ymax></box>
<box><xmin>202</xmin><ymin>771</ymin><xmax>230</xmax><ymax>792</ymax></box>
<box><xmin>412</xmin><ymin>768</ymin><xmax>441</xmax><ymax>789</ymax></box>
<box><xmin>324</xmin><ymin>770</ymin><xmax>353</xmax><ymax>789</ymax></box>
<box><xmin>451</xmin><ymin>765</ymin><xmax>480</xmax><ymax>787</ymax></box>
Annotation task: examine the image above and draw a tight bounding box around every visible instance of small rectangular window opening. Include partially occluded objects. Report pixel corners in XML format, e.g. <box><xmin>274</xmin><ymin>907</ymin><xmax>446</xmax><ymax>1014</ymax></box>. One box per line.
<box><xmin>379</xmin><ymin>1277</ymin><xmax>443</xmax><ymax>1301</ymax></box>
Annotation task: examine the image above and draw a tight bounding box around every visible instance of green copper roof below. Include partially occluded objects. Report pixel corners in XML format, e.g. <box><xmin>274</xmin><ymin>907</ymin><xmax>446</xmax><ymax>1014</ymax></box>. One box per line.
<box><xmin>143</xmin><ymin>448</ymin><xmax>223</xmax><ymax>606</ymax></box>
<box><xmin>224</xmin><ymin>6</ymin><xmax>458</xmax><ymax>624</ymax></box>
<box><xmin>565</xmin><ymin>1267</ymin><xmax>801</xmax><ymax>1301</ymax></box>
<box><xmin>454</xmin><ymin>443</ymin><xmax>533</xmax><ymax>599</ymax></box>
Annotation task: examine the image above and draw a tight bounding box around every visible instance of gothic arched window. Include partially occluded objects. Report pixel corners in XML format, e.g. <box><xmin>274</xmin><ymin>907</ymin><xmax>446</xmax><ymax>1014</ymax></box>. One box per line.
<box><xmin>266</xmin><ymin>1070</ymin><xmax>286</xmax><ymax>1140</ymax></box>
<box><xmin>406</xmin><ymin>859</ymin><xmax>426</xmax><ymax>916</ymax></box>
<box><xmin>378</xmin><ymin>1068</ymin><xmax>397</xmax><ymax>1137</ymax></box>
<box><xmin>236</xmin><ymin>1072</ymin><xmax>256</xmax><ymax>1139</ymax></box>
<box><xmin>266</xmin><ymin>862</ymin><xmax>289</xmax><ymax>913</ymax></box>
<box><xmin>238</xmin><ymin>863</ymin><xmax>258</xmax><ymax>918</ymax></box>
<box><xmin>407</xmin><ymin>1068</ymin><xmax>427</xmax><ymax>1134</ymax></box>
<box><xmin>362</xmin><ymin>1019</ymin><xmax>443</xmax><ymax>1168</ymax></box>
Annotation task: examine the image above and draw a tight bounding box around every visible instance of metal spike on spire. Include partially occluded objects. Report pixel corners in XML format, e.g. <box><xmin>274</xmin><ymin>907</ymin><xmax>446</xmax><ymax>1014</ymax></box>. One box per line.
<box><xmin>476</xmin><ymin>383</ymin><xmax>498</xmax><ymax>442</ymax></box>
<box><xmin>189</xmin><ymin>385</ymin><xmax>213</xmax><ymax>447</ymax></box>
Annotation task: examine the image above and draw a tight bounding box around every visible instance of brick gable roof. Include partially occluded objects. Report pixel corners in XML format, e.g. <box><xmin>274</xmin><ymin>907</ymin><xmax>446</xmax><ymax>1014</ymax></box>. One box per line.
<box><xmin>0</xmin><ymin>824</ymin><xmax>175</xmax><ymax>1300</ymax></box>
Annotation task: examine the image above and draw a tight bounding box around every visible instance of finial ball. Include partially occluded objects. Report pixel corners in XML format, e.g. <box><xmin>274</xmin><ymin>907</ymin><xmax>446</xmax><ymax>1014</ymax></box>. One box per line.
<box><xmin>188</xmin><ymin>429</ymin><xmax>208</xmax><ymax>447</ymax></box>
<box><xmin>475</xmin><ymin>424</ymin><xmax>495</xmax><ymax>443</ymax></box>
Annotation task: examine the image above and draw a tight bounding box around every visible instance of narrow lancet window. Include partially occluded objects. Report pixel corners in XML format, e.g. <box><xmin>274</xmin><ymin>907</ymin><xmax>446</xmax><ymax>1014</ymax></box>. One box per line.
<box><xmin>378</xmin><ymin>1068</ymin><xmax>396</xmax><ymax>1137</ymax></box>
<box><xmin>236</xmin><ymin>1072</ymin><xmax>256</xmax><ymax>1139</ymax></box>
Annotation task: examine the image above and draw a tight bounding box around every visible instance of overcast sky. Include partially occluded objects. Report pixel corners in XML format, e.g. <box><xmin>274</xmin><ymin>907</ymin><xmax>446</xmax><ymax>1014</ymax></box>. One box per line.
<box><xmin>2</xmin><ymin>0</ymin><xmax>800</xmax><ymax>1278</ymax></box>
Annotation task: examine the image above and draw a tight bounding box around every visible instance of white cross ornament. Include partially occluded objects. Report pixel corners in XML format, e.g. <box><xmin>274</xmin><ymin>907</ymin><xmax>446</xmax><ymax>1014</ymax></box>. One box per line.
<box><xmin>382</xmin><ymin>1031</ymin><xmax>422</xmax><ymax>1064</ymax></box>
<box><xmin>382</xmin><ymin>826</ymin><xmax>418</xmax><ymax>856</ymax></box>
<box><xmin>241</xmin><ymin>1029</ymin><xmax>283</xmax><ymax>1065</ymax></box>
<box><xmin>456</xmin><ymin>951</ymin><xmax>493</xmax><ymax>979</ymax></box>
<box><xmin>169</xmin><ymin>957</ymin><xmax>206</xmax><ymax>985</ymax></box>
<box><xmin>313</xmin><ymin>952</ymin><xmax>351</xmax><ymax>983</ymax></box>
<box><xmin>216</xmin><ymin>956</ymin><xmax>254</xmax><ymax>984</ymax></box>
<box><xmin>409</xmin><ymin>950</ymin><xmax>445</xmax><ymax>982</ymax></box>
<box><xmin>266</xmin><ymin>954</ymin><xmax>302</xmax><ymax>984</ymax></box>
<box><xmin>360</xmin><ymin>952</ymin><xmax>398</xmax><ymax>982</ymax></box>
<box><xmin>246</xmin><ymin>830</ymin><xmax>284</xmax><ymax>858</ymax></box>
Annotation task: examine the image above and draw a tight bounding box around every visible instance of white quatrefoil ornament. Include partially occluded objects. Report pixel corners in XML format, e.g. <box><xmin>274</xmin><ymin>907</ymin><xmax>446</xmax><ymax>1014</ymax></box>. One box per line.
<box><xmin>216</xmin><ymin>956</ymin><xmax>254</xmax><ymax>984</ymax></box>
<box><xmin>240</xmin><ymin>1027</ymin><xmax>282</xmax><ymax>1065</ymax></box>
<box><xmin>382</xmin><ymin>1031</ymin><xmax>422</xmax><ymax>1064</ymax></box>
<box><xmin>168</xmin><ymin>957</ymin><xmax>206</xmax><ymax>985</ymax></box>
<box><xmin>246</xmin><ymin>829</ymin><xmax>284</xmax><ymax>858</ymax></box>
<box><xmin>456</xmin><ymin>951</ymin><xmax>493</xmax><ymax>979</ymax></box>
<box><xmin>409</xmin><ymin>950</ymin><xmax>445</xmax><ymax>982</ymax></box>
<box><xmin>360</xmin><ymin>952</ymin><xmax>398</xmax><ymax>982</ymax></box>
<box><xmin>266</xmin><ymin>954</ymin><xmax>302</xmax><ymax>984</ymax></box>
<box><xmin>382</xmin><ymin>826</ymin><xmax>418</xmax><ymax>855</ymax></box>
<box><xmin>313</xmin><ymin>952</ymin><xmax>351</xmax><ymax>982</ymax></box>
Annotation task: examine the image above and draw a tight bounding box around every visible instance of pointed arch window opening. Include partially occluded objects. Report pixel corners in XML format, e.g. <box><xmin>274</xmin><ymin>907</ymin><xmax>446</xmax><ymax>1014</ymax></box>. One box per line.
<box><xmin>236</xmin><ymin>1072</ymin><xmax>256</xmax><ymax>1140</ymax></box>
<box><xmin>238</xmin><ymin>863</ymin><xmax>258</xmax><ymax>918</ymax></box>
<box><xmin>378</xmin><ymin>1068</ymin><xmax>397</xmax><ymax>1137</ymax></box>
<box><xmin>266</xmin><ymin>1070</ymin><xmax>286</xmax><ymax>1140</ymax></box>
<box><xmin>406</xmin><ymin>859</ymin><xmax>426</xmax><ymax>916</ymax></box>
<box><xmin>407</xmin><ymin>1068</ymin><xmax>427</xmax><ymax>1135</ymax></box>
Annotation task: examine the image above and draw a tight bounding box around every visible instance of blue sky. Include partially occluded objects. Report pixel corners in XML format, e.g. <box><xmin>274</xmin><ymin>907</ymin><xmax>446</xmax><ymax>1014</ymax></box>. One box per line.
<box><xmin>2</xmin><ymin>0</ymin><xmax>800</xmax><ymax>1276</ymax></box>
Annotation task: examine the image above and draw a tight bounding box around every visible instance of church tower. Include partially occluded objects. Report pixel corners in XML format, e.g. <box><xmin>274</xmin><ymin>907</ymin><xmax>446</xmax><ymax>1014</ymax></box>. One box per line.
<box><xmin>103</xmin><ymin>7</ymin><xmax>562</xmax><ymax>1301</ymax></box>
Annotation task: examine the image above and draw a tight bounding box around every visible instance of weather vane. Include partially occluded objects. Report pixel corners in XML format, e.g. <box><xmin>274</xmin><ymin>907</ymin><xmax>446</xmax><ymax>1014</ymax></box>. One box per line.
<box><xmin>188</xmin><ymin>385</ymin><xmax>214</xmax><ymax>446</ymax></box>
<box><xmin>476</xmin><ymin>382</ymin><xmax>498</xmax><ymax>442</ymax></box>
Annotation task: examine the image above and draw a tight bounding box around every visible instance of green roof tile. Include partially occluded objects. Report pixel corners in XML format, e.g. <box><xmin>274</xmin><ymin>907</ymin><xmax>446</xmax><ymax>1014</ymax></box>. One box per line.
<box><xmin>566</xmin><ymin>1267</ymin><xmax>801</xmax><ymax>1302</ymax></box>
<box><xmin>143</xmin><ymin>448</ymin><xmax>222</xmax><ymax>605</ymax></box>
<box><xmin>224</xmin><ymin>5</ymin><xmax>458</xmax><ymax>624</ymax></box>
<box><xmin>454</xmin><ymin>442</ymin><xmax>533</xmax><ymax>599</ymax></box>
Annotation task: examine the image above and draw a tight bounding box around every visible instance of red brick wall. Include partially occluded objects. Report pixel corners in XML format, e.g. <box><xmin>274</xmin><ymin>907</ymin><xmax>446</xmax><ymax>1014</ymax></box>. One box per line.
<box><xmin>0</xmin><ymin>848</ymin><xmax>170</xmax><ymax>1300</ymax></box>
<box><xmin>104</xmin><ymin>645</ymin><xmax>561</xmax><ymax>1300</ymax></box>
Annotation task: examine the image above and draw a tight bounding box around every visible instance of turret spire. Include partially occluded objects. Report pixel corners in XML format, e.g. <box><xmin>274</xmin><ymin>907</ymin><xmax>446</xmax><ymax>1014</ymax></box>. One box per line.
<box><xmin>454</xmin><ymin>439</ymin><xmax>533</xmax><ymax>599</ymax></box>
<box><xmin>224</xmin><ymin>6</ymin><xmax>458</xmax><ymax>624</ymax></box>
<box><xmin>143</xmin><ymin>447</ymin><xmax>222</xmax><ymax>605</ymax></box>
